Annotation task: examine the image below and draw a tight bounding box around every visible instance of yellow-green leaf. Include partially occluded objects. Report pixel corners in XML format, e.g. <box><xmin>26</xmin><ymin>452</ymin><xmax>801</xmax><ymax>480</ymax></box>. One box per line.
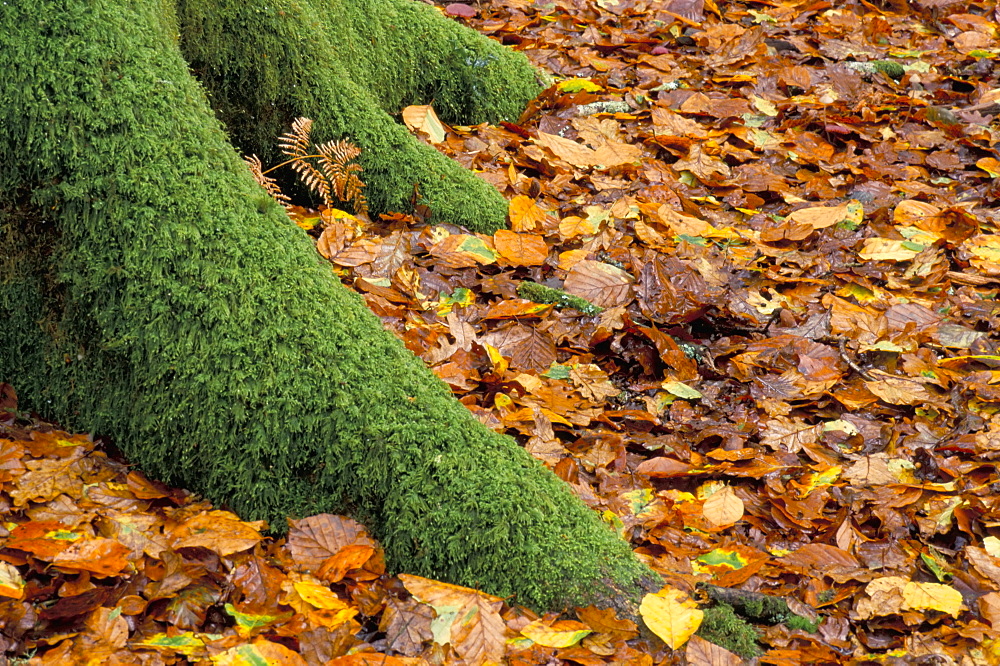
<box><xmin>662</xmin><ymin>381</ymin><xmax>701</xmax><ymax>400</ymax></box>
<box><xmin>557</xmin><ymin>78</ymin><xmax>603</xmax><ymax>93</ymax></box>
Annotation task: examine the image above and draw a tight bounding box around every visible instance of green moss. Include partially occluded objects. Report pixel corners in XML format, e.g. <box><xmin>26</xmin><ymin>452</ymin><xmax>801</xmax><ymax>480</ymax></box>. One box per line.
<box><xmin>517</xmin><ymin>281</ymin><xmax>602</xmax><ymax>315</ymax></box>
<box><xmin>698</xmin><ymin>604</ymin><xmax>762</xmax><ymax>659</ymax></box>
<box><xmin>0</xmin><ymin>0</ymin><xmax>655</xmax><ymax>614</ymax></box>
<box><xmin>175</xmin><ymin>0</ymin><xmax>542</xmax><ymax>232</ymax></box>
<box><xmin>785</xmin><ymin>613</ymin><xmax>821</xmax><ymax>632</ymax></box>
<box><xmin>845</xmin><ymin>59</ymin><xmax>906</xmax><ymax>81</ymax></box>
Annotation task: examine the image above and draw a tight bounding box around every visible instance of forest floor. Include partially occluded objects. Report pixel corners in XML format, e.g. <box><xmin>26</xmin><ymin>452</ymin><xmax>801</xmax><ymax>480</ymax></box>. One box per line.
<box><xmin>4</xmin><ymin>0</ymin><xmax>1000</xmax><ymax>663</ymax></box>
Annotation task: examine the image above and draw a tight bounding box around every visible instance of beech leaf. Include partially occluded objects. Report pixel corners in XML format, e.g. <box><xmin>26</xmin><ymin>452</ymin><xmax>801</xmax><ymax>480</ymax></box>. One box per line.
<box><xmin>639</xmin><ymin>586</ymin><xmax>703</xmax><ymax>649</ymax></box>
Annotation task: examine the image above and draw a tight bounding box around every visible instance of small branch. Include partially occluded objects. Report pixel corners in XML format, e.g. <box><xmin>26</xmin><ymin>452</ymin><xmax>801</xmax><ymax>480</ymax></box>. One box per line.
<box><xmin>838</xmin><ymin>339</ymin><xmax>874</xmax><ymax>381</ymax></box>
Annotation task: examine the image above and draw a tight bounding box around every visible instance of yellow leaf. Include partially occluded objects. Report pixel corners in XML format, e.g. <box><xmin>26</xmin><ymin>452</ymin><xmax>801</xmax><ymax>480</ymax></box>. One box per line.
<box><xmin>962</xmin><ymin>235</ymin><xmax>1000</xmax><ymax>276</ymax></box>
<box><xmin>293</xmin><ymin>579</ymin><xmax>349</xmax><ymax>610</ymax></box>
<box><xmin>856</xmin><ymin>576</ymin><xmax>965</xmax><ymax>619</ymax></box>
<box><xmin>702</xmin><ymin>486</ymin><xmax>744</xmax><ymax>526</ymax></box>
<box><xmin>557</xmin><ymin>78</ymin><xmax>603</xmax><ymax>93</ymax></box>
<box><xmin>902</xmin><ymin>581</ymin><xmax>965</xmax><ymax>617</ymax></box>
<box><xmin>520</xmin><ymin>619</ymin><xmax>592</xmax><ymax>648</ymax></box>
<box><xmin>640</xmin><ymin>587</ymin><xmax>703</xmax><ymax>649</ymax></box>
<box><xmin>785</xmin><ymin>200</ymin><xmax>863</xmax><ymax>229</ymax></box>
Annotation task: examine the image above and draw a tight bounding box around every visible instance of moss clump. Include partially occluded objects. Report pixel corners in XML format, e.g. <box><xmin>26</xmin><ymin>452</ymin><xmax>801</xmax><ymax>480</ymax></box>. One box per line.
<box><xmin>517</xmin><ymin>281</ymin><xmax>602</xmax><ymax>315</ymax></box>
<box><xmin>698</xmin><ymin>604</ymin><xmax>762</xmax><ymax>659</ymax></box>
<box><xmin>844</xmin><ymin>59</ymin><xmax>906</xmax><ymax>81</ymax></box>
<box><xmin>785</xmin><ymin>613</ymin><xmax>821</xmax><ymax>632</ymax></box>
<box><xmin>696</xmin><ymin>586</ymin><xmax>821</xmax><ymax>656</ymax></box>
<box><xmin>702</xmin><ymin>583</ymin><xmax>820</xmax><ymax>630</ymax></box>
<box><xmin>175</xmin><ymin>0</ymin><xmax>543</xmax><ymax>232</ymax></box>
<box><xmin>0</xmin><ymin>0</ymin><xmax>656</xmax><ymax>615</ymax></box>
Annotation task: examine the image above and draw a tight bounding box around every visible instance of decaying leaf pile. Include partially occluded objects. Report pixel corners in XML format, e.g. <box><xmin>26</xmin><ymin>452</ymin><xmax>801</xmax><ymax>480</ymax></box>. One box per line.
<box><xmin>5</xmin><ymin>0</ymin><xmax>1000</xmax><ymax>662</ymax></box>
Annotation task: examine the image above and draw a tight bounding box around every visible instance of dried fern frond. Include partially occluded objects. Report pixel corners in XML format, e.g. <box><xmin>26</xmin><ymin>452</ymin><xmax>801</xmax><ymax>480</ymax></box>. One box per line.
<box><xmin>278</xmin><ymin>117</ymin><xmax>313</xmax><ymax>160</ymax></box>
<box><xmin>279</xmin><ymin>118</ymin><xmax>332</xmax><ymax>206</ymax></box>
<box><xmin>316</xmin><ymin>139</ymin><xmax>367</xmax><ymax>215</ymax></box>
<box><xmin>261</xmin><ymin>117</ymin><xmax>368</xmax><ymax>214</ymax></box>
<box><xmin>245</xmin><ymin>154</ymin><xmax>291</xmax><ymax>208</ymax></box>
<box><xmin>290</xmin><ymin>159</ymin><xmax>333</xmax><ymax>208</ymax></box>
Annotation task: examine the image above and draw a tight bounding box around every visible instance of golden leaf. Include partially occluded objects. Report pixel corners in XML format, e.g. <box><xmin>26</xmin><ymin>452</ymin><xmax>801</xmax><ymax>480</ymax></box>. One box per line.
<box><xmin>640</xmin><ymin>586</ymin><xmax>703</xmax><ymax>649</ymax></box>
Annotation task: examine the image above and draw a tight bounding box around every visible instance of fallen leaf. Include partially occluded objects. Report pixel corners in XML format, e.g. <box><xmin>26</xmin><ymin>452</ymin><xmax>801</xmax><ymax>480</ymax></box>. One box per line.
<box><xmin>520</xmin><ymin>618</ymin><xmax>592</xmax><ymax>648</ymax></box>
<box><xmin>564</xmin><ymin>260</ymin><xmax>633</xmax><ymax>308</ymax></box>
<box><xmin>702</xmin><ymin>486</ymin><xmax>744</xmax><ymax>526</ymax></box>
<box><xmin>640</xmin><ymin>586</ymin><xmax>703</xmax><ymax>650</ymax></box>
<box><xmin>401</xmin><ymin>105</ymin><xmax>446</xmax><ymax>144</ymax></box>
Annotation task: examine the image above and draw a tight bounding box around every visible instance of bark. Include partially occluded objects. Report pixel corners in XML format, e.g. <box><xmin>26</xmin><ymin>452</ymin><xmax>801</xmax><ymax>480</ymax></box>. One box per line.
<box><xmin>0</xmin><ymin>0</ymin><xmax>659</xmax><ymax>615</ymax></box>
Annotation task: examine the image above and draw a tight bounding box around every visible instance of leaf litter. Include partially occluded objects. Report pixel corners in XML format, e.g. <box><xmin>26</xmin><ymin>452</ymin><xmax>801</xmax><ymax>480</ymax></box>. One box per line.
<box><xmin>6</xmin><ymin>0</ymin><xmax>1000</xmax><ymax>662</ymax></box>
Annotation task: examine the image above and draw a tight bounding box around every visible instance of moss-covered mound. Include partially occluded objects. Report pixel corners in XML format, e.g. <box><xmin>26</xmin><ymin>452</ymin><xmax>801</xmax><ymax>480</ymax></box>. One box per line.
<box><xmin>176</xmin><ymin>0</ymin><xmax>542</xmax><ymax>231</ymax></box>
<box><xmin>0</xmin><ymin>0</ymin><xmax>657</xmax><ymax>614</ymax></box>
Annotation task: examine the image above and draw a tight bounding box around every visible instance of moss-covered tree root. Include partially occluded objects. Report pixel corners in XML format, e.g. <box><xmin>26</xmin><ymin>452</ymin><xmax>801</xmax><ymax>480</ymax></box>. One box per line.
<box><xmin>176</xmin><ymin>0</ymin><xmax>542</xmax><ymax>232</ymax></box>
<box><xmin>0</xmin><ymin>0</ymin><xmax>657</xmax><ymax>615</ymax></box>
<box><xmin>697</xmin><ymin>584</ymin><xmax>821</xmax><ymax>658</ymax></box>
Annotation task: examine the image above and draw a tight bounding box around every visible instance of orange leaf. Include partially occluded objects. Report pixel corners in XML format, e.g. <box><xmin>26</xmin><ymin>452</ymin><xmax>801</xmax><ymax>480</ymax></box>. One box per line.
<box><xmin>520</xmin><ymin>619</ymin><xmax>592</xmax><ymax>648</ymax></box>
<box><xmin>509</xmin><ymin>195</ymin><xmax>550</xmax><ymax>232</ymax></box>
<box><xmin>534</xmin><ymin>131</ymin><xmax>598</xmax><ymax>167</ymax></box>
<box><xmin>212</xmin><ymin>637</ymin><xmax>309</xmax><ymax>666</ymax></box>
<box><xmin>493</xmin><ymin>230</ymin><xmax>548</xmax><ymax>266</ymax></box>
<box><xmin>51</xmin><ymin>537</ymin><xmax>131</xmax><ymax>576</ymax></box>
<box><xmin>172</xmin><ymin>510</ymin><xmax>264</xmax><ymax>556</ymax></box>
<box><xmin>399</xmin><ymin>573</ymin><xmax>504</xmax><ymax>607</ymax></box>
<box><xmin>317</xmin><ymin>544</ymin><xmax>376</xmax><ymax>583</ymax></box>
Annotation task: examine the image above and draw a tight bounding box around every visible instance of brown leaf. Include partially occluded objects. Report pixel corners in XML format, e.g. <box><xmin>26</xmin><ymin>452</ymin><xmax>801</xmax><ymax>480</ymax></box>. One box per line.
<box><xmin>672</xmin><ymin>143</ymin><xmax>731</xmax><ymax>182</ymax></box>
<box><xmin>636</xmin><ymin>457</ymin><xmax>694</xmax><ymax>478</ymax></box>
<box><xmin>686</xmin><ymin>634</ymin><xmax>742</xmax><ymax>665</ymax></box>
<box><xmin>287</xmin><ymin>514</ymin><xmax>375</xmax><ymax>574</ymax></box>
<box><xmin>381</xmin><ymin>596</ymin><xmax>434</xmax><ymax>656</ymax></box>
<box><xmin>11</xmin><ymin>456</ymin><xmax>90</xmax><ymax>506</ymax></box>
<box><xmin>564</xmin><ymin>260</ymin><xmax>633</xmax><ymax>309</ymax></box>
